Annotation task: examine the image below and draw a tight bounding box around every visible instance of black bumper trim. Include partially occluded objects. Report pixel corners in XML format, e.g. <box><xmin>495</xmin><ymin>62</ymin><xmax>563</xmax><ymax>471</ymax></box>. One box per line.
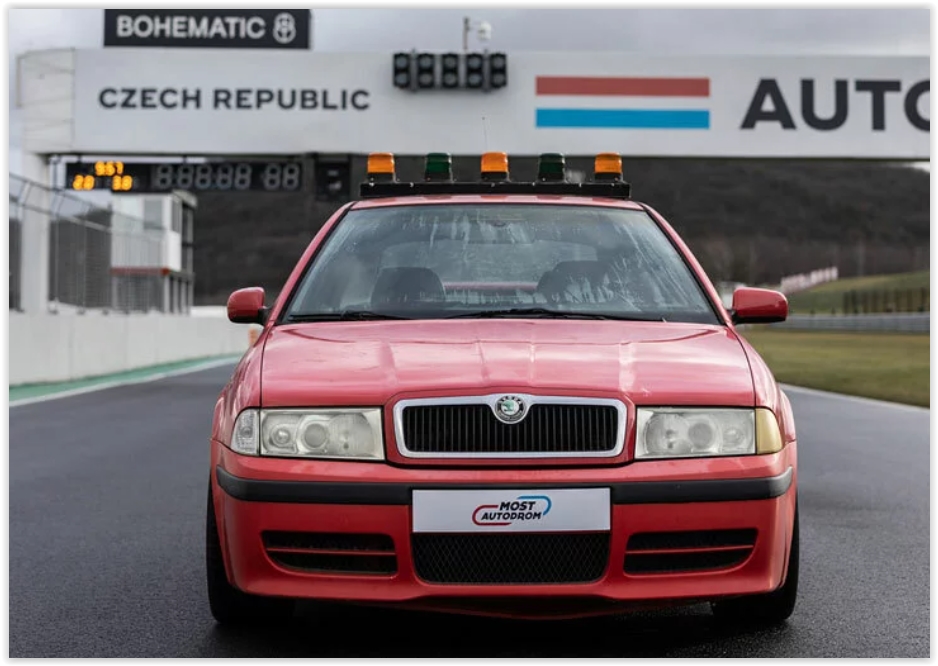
<box><xmin>216</xmin><ymin>465</ymin><xmax>793</xmax><ymax>506</ymax></box>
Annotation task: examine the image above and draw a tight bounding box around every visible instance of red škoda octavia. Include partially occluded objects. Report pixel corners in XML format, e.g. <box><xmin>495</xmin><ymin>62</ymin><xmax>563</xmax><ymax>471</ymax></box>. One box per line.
<box><xmin>207</xmin><ymin>152</ymin><xmax>798</xmax><ymax>626</ymax></box>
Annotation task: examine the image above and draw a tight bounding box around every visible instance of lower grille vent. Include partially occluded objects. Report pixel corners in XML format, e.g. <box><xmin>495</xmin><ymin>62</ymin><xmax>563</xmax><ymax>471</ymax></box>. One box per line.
<box><xmin>263</xmin><ymin>531</ymin><xmax>397</xmax><ymax>576</ymax></box>
<box><xmin>625</xmin><ymin>529</ymin><xmax>756</xmax><ymax>575</ymax></box>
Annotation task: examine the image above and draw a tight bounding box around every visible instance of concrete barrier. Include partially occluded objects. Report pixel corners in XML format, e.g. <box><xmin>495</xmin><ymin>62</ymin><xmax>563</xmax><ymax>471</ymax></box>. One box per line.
<box><xmin>9</xmin><ymin>312</ymin><xmax>258</xmax><ymax>386</ymax></box>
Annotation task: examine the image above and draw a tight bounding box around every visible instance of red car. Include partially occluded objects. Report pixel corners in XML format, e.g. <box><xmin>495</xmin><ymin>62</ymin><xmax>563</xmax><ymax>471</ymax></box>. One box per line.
<box><xmin>207</xmin><ymin>152</ymin><xmax>798</xmax><ymax>626</ymax></box>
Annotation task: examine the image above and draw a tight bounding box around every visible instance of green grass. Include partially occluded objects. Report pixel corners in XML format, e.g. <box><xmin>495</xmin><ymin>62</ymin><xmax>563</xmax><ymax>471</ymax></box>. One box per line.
<box><xmin>786</xmin><ymin>270</ymin><xmax>930</xmax><ymax>314</ymax></box>
<box><xmin>741</xmin><ymin>329</ymin><xmax>930</xmax><ymax>407</ymax></box>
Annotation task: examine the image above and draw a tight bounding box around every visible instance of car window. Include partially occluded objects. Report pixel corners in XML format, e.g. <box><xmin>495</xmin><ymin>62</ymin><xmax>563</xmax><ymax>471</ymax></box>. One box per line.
<box><xmin>284</xmin><ymin>204</ymin><xmax>719</xmax><ymax>323</ymax></box>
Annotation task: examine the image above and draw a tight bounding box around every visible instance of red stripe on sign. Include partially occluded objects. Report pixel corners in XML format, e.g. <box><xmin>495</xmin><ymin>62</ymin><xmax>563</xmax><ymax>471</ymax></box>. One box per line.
<box><xmin>536</xmin><ymin>76</ymin><xmax>710</xmax><ymax>97</ymax></box>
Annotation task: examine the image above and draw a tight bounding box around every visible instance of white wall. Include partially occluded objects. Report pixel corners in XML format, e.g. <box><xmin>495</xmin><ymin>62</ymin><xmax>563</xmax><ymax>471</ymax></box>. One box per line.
<box><xmin>9</xmin><ymin>312</ymin><xmax>257</xmax><ymax>385</ymax></box>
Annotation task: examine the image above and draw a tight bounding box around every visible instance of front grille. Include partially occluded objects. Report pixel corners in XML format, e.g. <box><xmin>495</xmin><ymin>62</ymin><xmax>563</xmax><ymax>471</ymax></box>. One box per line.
<box><xmin>412</xmin><ymin>532</ymin><xmax>610</xmax><ymax>584</ymax></box>
<box><xmin>624</xmin><ymin>529</ymin><xmax>756</xmax><ymax>575</ymax></box>
<box><xmin>399</xmin><ymin>401</ymin><xmax>620</xmax><ymax>456</ymax></box>
<box><xmin>263</xmin><ymin>531</ymin><xmax>397</xmax><ymax>576</ymax></box>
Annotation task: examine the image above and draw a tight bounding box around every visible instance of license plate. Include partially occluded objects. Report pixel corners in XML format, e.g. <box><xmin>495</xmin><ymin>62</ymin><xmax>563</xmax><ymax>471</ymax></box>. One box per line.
<box><xmin>412</xmin><ymin>488</ymin><xmax>610</xmax><ymax>533</ymax></box>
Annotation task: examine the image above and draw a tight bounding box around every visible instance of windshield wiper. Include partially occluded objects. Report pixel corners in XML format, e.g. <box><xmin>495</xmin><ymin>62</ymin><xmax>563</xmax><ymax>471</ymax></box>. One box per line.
<box><xmin>287</xmin><ymin>308</ymin><xmax>665</xmax><ymax>323</ymax></box>
<box><xmin>445</xmin><ymin>307</ymin><xmax>665</xmax><ymax>321</ymax></box>
<box><xmin>286</xmin><ymin>310</ymin><xmax>414</xmax><ymax>322</ymax></box>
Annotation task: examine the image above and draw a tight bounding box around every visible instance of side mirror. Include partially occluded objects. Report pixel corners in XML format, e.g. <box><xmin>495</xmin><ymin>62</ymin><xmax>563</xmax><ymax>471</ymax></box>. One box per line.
<box><xmin>731</xmin><ymin>287</ymin><xmax>788</xmax><ymax>324</ymax></box>
<box><xmin>227</xmin><ymin>287</ymin><xmax>269</xmax><ymax>324</ymax></box>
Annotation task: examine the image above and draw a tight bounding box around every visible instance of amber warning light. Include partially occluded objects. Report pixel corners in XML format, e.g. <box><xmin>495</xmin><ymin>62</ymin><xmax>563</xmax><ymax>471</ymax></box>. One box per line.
<box><xmin>366</xmin><ymin>153</ymin><xmax>397</xmax><ymax>182</ymax></box>
<box><xmin>480</xmin><ymin>152</ymin><xmax>509</xmax><ymax>181</ymax></box>
<box><xmin>593</xmin><ymin>153</ymin><xmax>623</xmax><ymax>181</ymax></box>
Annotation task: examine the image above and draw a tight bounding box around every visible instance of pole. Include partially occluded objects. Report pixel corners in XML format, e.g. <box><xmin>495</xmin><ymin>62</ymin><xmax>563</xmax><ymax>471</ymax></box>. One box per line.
<box><xmin>463</xmin><ymin>16</ymin><xmax>470</xmax><ymax>52</ymax></box>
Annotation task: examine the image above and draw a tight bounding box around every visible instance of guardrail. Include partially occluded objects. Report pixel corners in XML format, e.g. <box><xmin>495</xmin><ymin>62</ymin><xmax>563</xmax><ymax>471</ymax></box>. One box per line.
<box><xmin>768</xmin><ymin>313</ymin><xmax>929</xmax><ymax>333</ymax></box>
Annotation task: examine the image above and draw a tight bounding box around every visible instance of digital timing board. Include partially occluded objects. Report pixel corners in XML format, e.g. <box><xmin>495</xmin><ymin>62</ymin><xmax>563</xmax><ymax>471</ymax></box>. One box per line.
<box><xmin>66</xmin><ymin>159</ymin><xmax>305</xmax><ymax>193</ymax></box>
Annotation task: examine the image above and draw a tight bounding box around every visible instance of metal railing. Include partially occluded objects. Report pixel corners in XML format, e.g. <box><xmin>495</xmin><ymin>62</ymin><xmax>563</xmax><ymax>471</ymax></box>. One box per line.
<box><xmin>768</xmin><ymin>313</ymin><xmax>930</xmax><ymax>333</ymax></box>
<box><xmin>10</xmin><ymin>173</ymin><xmax>188</xmax><ymax>314</ymax></box>
<box><xmin>837</xmin><ymin>288</ymin><xmax>929</xmax><ymax>315</ymax></box>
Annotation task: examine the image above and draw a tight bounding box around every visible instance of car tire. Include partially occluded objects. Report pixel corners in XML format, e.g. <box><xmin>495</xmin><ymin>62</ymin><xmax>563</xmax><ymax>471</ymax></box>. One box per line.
<box><xmin>711</xmin><ymin>501</ymin><xmax>799</xmax><ymax>626</ymax></box>
<box><xmin>206</xmin><ymin>482</ymin><xmax>295</xmax><ymax>625</ymax></box>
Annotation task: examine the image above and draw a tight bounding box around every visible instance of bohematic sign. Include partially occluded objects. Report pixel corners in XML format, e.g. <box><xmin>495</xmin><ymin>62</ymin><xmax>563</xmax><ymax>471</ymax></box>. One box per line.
<box><xmin>103</xmin><ymin>9</ymin><xmax>310</xmax><ymax>49</ymax></box>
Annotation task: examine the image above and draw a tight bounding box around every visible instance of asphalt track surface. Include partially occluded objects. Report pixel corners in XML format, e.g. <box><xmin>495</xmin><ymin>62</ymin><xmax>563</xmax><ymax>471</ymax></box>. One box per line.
<box><xmin>9</xmin><ymin>364</ymin><xmax>930</xmax><ymax>657</ymax></box>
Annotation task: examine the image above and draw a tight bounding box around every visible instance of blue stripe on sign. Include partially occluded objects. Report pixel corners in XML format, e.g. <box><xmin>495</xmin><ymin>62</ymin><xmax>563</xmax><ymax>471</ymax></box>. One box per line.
<box><xmin>536</xmin><ymin>108</ymin><xmax>710</xmax><ymax>129</ymax></box>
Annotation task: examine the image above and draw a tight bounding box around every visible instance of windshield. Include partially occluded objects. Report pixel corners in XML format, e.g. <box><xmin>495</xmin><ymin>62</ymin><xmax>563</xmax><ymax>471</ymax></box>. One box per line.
<box><xmin>282</xmin><ymin>204</ymin><xmax>719</xmax><ymax>324</ymax></box>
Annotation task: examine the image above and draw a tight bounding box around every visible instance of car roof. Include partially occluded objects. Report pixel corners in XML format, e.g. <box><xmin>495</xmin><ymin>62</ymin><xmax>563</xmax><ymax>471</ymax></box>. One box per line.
<box><xmin>350</xmin><ymin>195</ymin><xmax>646</xmax><ymax>211</ymax></box>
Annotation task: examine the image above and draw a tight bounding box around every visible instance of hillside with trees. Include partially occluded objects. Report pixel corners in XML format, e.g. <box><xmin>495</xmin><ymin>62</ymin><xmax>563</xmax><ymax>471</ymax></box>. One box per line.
<box><xmin>192</xmin><ymin>158</ymin><xmax>929</xmax><ymax>304</ymax></box>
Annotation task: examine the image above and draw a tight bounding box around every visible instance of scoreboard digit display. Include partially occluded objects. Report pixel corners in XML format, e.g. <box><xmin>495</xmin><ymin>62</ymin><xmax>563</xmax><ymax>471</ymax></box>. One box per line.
<box><xmin>65</xmin><ymin>160</ymin><xmax>305</xmax><ymax>193</ymax></box>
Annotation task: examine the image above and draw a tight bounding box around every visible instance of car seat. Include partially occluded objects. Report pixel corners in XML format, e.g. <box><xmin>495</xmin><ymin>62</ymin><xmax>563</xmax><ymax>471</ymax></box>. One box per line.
<box><xmin>536</xmin><ymin>260</ymin><xmax>612</xmax><ymax>304</ymax></box>
<box><xmin>370</xmin><ymin>267</ymin><xmax>446</xmax><ymax>308</ymax></box>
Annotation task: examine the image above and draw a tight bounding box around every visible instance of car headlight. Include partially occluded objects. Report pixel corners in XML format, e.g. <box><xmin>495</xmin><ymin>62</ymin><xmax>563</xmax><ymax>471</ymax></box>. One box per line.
<box><xmin>635</xmin><ymin>408</ymin><xmax>783</xmax><ymax>459</ymax></box>
<box><xmin>230</xmin><ymin>408</ymin><xmax>384</xmax><ymax>460</ymax></box>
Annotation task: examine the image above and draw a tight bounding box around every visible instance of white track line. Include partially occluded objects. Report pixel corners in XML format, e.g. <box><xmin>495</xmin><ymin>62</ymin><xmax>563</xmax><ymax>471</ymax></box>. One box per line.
<box><xmin>9</xmin><ymin>356</ymin><xmax>240</xmax><ymax>408</ymax></box>
<box><xmin>780</xmin><ymin>383</ymin><xmax>930</xmax><ymax>414</ymax></box>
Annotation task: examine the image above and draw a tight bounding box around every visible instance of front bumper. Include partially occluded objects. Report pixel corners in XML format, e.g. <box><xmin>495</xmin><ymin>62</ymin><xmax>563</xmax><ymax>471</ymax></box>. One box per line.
<box><xmin>211</xmin><ymin>441</ymin><xmax>797</xmax><ymax>619</ymax></box>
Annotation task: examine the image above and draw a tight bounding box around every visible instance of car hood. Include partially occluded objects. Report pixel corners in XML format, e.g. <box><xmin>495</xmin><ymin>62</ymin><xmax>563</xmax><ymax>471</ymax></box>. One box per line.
<box><xmin>260</xmin><ymin>320</ymin><xmax>755</xmax><ymax>407</ymax></box>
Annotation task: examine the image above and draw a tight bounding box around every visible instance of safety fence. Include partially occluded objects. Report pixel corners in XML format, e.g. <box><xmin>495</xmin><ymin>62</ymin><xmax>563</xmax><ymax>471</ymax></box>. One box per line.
<box><xmin>10</xmin><ymin>173</ymin><xmax>192</xmax><ymax>313</ymax></box>
<box><xmin>768</xmin><ymin>312</ymin><xmax>930</xmax><ymax>334</ymax></box>
<box><xmin>838</xmin><ymin>288</ymin><xmax>929</xmax><ymax>315</ymax></box>
<box><xmin>787</xmin><ymin>284</ymin><xmax>930</xmax><ymax>316</ymax></box>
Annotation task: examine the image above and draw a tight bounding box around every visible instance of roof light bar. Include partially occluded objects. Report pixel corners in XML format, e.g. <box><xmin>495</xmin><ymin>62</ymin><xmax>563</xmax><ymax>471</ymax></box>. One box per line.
<box><xmin>358</xmin><ymin>150</ymin><xmax>631</xmax><ymax>199</ymax></box>
<box><xmin>360</xmin><ymin>180</ymin><xmax>631</xmax><ymax>200</ymax></box>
